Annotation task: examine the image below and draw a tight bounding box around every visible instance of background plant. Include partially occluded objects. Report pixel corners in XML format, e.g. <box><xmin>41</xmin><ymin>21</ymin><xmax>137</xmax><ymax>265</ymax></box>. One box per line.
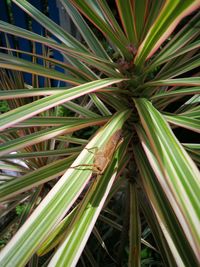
<box><xmin>0</xmin><ymin>0</ymin><xmax>200</xmax><ymax>266</ymax></box>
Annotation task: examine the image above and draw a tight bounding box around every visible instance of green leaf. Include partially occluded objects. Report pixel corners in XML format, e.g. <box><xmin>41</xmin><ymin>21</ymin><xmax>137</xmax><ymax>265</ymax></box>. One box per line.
<box><xmin>176</xmin><ymin>95</ymin><xmax>199</xmax><ymax>114</ymax></box>
<box><xmin>132</xmin><ymin>0</ymin><xmax>149</xmax><ymax>44</ymax></box>
<box><xmin>0</xmin><ymin>78</ymin><xmax>124</xmax><ymax>130</ymax></box>
<box><xmin>0</xmin><ymin>162</ymin><xmax>28</xmax><ymax>173</ymax></box>
<box><xmin>14</xmin><ymin>117</ymin><xmax>102</xmax><ymax>127</ymax></box>
<box><xmin>129</xmin><ymin>183</ymin><xmax>141</xmax><ymax>266</ymax></box>
<box><xmin>0</xmin><ymin>147</ymin><xmax>82</xmax><ymax>159</ymax></box>
<box><xmin>183</xmin><ymin>143</ymin><xmax>200</xmax><ymax>151</ymax></box>
<box><xmin>12</xmin><ymin>0</ymin><xmax>88</xmax><ymax>52</ymax></box>
<box><xmin>0</xmin><ymin>117</ymin><xmax>108</xmax><ymax>156</ymax></box>
<box><xmin>62</xmin><ymin>101</ymin><xmax>101</xmax><ymax>118</ymax></box>
<box><xmin>0</xmin><ymin>88</ymin><xmax>68</xmax><ymax>100</ymax></box>
<box><xmin>148</xmin><ymin>12</ymin><xmax>200</xmax><ymax>69</ymax></box>
<box><xmin>164</xmin><ymin>114</ymin><xmax>200</xmax><ymax>133</ymax></box>
<box><xmin>38</xmin><ymin>135</ymin><xmax>132</xmax><ymax>257</ymax></box>
<box><xmin>0</xmin><ymin>51</ymin><xmax>118</xmax><ymax>78</ymax></box>
<box><xmin>183</xmin><ymin>144</ymin><xmax>200</xmax><ymax>166</ymax></box>
<box><xmin>116</xmin><ymin>0</ymin><xmax>136</xmax><ymax>44</ymax></box>
<box><xmin>144</xmin><ymin>77</ymin><xmax>200</xmax><ymax>87</ymax></box>
<box><xmin>37</xmin><ymin>206</ymin><xmax>78</xmax><ymax>256</ymax></box>
<box><xmin>13</xmin><ymin>117</ymin><xmax>84</xmax><ymax>127</ymax></box>
<box><xmin>179</xmin><ymin>106</ymin><xmax>200</xmax><ymax>119</ymax></box>
<box><xmin>61</xmin><ymin>0</ymin><xmax>110</xmax><ymax>60</ymax></box>
<box><xmin>134</xmin><ymin>0</ymin><xmax>200</xmax><ymax>67</ymax></box>
<box><xmin>96</xmin><ymin>0</ymin><xmax>128</xmax><ymax>44</ymax></box>
<box><xmin>0</xmin><ymin>110</ymin><xmax>130</xmax><ymax>266</ymax></box>
<box><xmin>89</xmin><ymin>94</ymin><xmax>111</xmax><ymax>116</ymax></box>
<box><xmin>156</xmin><ymin>54</ymin><xmax>200</xmax><ymax>79</ymax></box>
<box><xmin>48</xmin><ymin>150</ymin><xmax>120</xmax><ymax>267</ymax></box>
<box><xmin>70</xmin><ymin>0</ymin><xmax>131</xmax><ymax>59</ymax></box>
<box><xmin>0</xmin><ymin>156</ymin><xmax>76</xmax><ymax>202</ymax></box>
<box><xmin>134</xmin><ymin>98</ymin><xmax>200</xmax><ymax>260</ymax></box>
<box><xmin>134</xmin><ymin>142</ymin><xmax>199</xmax><ymax>266</ymax></box>
<box><xmin>0</xmin><ymin>22</ymin><xmax>118</xmax><ymax>76</ymax></box>
<box><xmin>0</xmin><ymin>53</ymin><xmax>84</xmax><ymax>85</ymax></box>
<box><xmin>151</xmin><ymin>87</ymin><xmax>200</xmax><ymax>100</ymax></box>
<box><xmin>139</xmin><ymin>192</ymin><xmax>177</xmax><ymax>267</ymax></box>
<box><xmin>0</xmin><ymin>46</ymin><xmax>93</xmax><ymax>80</ymax></box>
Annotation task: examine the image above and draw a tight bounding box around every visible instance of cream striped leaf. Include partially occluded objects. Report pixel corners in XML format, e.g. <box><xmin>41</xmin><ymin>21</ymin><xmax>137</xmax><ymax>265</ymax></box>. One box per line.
<box><xmin>134</xmin><ymin>98</ymin><xmax>200</xmax><ymax>259</ymax></box>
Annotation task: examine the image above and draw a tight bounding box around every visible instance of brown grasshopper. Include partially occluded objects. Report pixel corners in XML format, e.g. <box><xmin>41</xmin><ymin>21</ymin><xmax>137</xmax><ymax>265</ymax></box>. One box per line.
<box><xmin>72</xmin><ymin>129</ymin><xmax>123</xmax><ymax>175</ymax></box>
<box><xmin>92</xmin><ymin>129</ymin><xmax>123</xmax><ymax>174</ymax></box>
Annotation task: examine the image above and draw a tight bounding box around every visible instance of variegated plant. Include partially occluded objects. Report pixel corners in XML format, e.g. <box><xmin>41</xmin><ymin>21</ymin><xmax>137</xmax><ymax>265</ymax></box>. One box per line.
<box><xmin>0</xmin><ymin>0</ymin><xmax>200</xmax><ymax>266</ymax></box>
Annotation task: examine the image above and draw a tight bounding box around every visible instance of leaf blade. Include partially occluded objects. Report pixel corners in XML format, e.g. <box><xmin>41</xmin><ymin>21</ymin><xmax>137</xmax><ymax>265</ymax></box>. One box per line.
<box><xmin>134</xmin><ymin>0</ymin><xmax>200</xmax><ymax>67</ymax></box>
<box><xmin>0</xmin><ymin>78</ymin><xmax>124</xmax><ymax>130</ymax></box>
<box><xmin>134</xmin><ymin>98</ymin><xmax>200</xmax><ymax>259</ymax></box>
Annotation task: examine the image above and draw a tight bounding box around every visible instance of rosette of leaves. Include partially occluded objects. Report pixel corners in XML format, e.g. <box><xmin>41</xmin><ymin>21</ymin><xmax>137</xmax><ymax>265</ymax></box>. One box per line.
<box><xmin>0</xmin><ymin>1</ymin><xmax>199</xmax><ymax>266</ymax></box>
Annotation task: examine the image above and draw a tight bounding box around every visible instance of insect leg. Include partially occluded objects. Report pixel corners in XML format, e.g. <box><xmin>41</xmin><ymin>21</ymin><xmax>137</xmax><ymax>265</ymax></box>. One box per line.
<box><xmin>69</xmin><ymin>164</ymin><xmax>94</xmax><ymax>171</ymax></box>
<box><xmin>84</xmin><ymin>146</ymin><xmax>98</xmax><ymax>155</ymax></box>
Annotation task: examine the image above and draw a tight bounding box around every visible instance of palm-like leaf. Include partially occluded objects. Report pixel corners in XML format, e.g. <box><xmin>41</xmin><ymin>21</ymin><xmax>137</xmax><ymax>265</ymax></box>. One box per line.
<box><xmin>0</xmin><ymin>0</ymin><xmax>199</xmax><ymax>266</ymax></box>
